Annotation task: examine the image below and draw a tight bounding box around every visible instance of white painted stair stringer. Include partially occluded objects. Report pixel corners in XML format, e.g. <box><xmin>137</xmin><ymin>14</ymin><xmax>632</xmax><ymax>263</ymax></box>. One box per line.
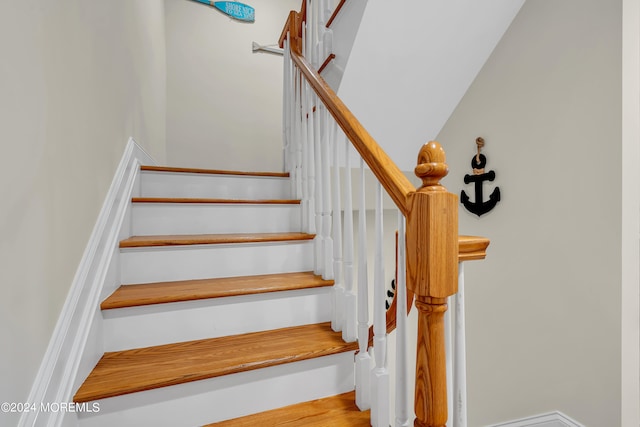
<box><xmin>139</xmin><ymin>170</ymin><xmax>292</xmax><ymax>199</ymax></box>
<box><xmin>76</xmin><ymin>352</ymin><xmax>356</xmax><ymax>427</ymax></box>
<box><xmin>19</xmin><ymin>138</ymin><xmax>157</xmax><ymax>427</ymax></box>
<box><xmin>103</xmin><ymin>287</ymin><xmax>332</xmax><ymax>351</ymax></box>
<box><xmin>131</xmin><ymin>202</ymin><xmax>301</xmax><ymax>235</ymax></box>
<box><xmin>120</xmin><ymin>240</ymin><xmax>315</xmax><ymax>284</ymax></box>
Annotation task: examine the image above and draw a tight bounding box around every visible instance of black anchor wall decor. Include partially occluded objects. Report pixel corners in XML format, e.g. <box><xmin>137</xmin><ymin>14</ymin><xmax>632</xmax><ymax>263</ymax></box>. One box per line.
<box><xmin>461</xmin><ymin>137</ymin><xmax>500</xmax><ymax>216</ymax></box>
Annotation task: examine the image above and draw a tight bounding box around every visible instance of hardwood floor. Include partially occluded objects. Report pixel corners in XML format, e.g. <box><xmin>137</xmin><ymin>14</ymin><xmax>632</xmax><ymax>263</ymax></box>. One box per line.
<box><xmin>206</xmin><ymin>391</ymin><xmax>371</xmax><ymax>427</ymax></box>
<box><xmin>141</xmin><ymin>165</ymin><xmax>289</xmax><ymax>178</ymax></box>
<box><xmin>101</xmin><ymin>271</ymin><xmax>333</xmax><ymax>309</ymax></box>
<box><xmin>119</xmin><ymin>232</ymin><xmax>315</xmax><ymax>248</ymax></box>
<box><xmin>73</xmin><ymin>322</ymin><xmax>358</xmax><ymax>403</ymax></box>
<box><xmin>132</xmin><ymin>197</ymin><xmax>300</xmax><ymax>204</ymax></box>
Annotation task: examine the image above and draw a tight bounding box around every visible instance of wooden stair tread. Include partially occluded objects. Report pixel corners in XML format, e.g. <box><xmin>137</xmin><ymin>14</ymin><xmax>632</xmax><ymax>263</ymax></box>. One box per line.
<box><xmin>206</xmin><ymin>391</ymin><xmax>370</xmax><ymax>426</ymax></box>
<box><xmin>141</xmin><ymin>165</ymin><xmax>289</xmax><ymax>178</ymax></box>
<box><xmin>132</xmin><ymin>197</ymin><xmax>300</xmax><ymax>204</ymax></box>
<box><xmin>119</xmin><ymin>232</ymin><xmax>315</xmax><ymax>248</ymax></box>
<box><xmin>73</xmin><ymin>322</ymin><xmax>358</xmax><ymax>403</ymax></box>
<box><xmin>101</xmin><ymin>272</ymin><xmax>333</xmax><ymax>310</ymax></box>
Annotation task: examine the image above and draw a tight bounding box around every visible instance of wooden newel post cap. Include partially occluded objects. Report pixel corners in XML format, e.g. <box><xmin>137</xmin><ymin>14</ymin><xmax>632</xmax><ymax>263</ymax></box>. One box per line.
<box><xmin>406</xmin><ymin>140</ymin><xmax>458</xmax><ymax>298</ymax></box>
<box><xmin>415</xmin><ymin>141</ymin><xmax>449</xmax><ymax>190</ymax></box>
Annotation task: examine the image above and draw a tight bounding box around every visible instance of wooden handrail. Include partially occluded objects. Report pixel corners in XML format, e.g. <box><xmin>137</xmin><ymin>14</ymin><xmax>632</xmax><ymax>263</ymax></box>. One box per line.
<box><xmin>280</xmin><ymin>7</ymin><xmax>490</xmax><ymax>426</ymax></box>
<box><xmin>288</xmin><ymin>44</ymin><xmax>416</xmax><ymax>215</ymax></box>
<box><xmin>278</xmin><ymin>1</ymin><xmax>305</xmax><ymax>50</ymax></box>
<box><xmin>279</xmin><ymin>11</ymin><xmax>302</xmax><ymax>55</ymax></box>
<box><xmin>325</xmin><ymin>0</ymin><xmax>346</xmax><ymax>28</ymax></box>
<box><xmin>459</xmin><ymin>235</ymin><xmax>491</xmax><ymax>261</ymax></box>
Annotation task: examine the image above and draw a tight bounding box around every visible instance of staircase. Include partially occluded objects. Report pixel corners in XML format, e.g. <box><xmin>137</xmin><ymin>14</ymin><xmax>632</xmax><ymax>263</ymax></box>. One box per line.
<box><xmin>21</xmin><ymin>2</ymin><xmax>501</xmax><ymax>424</ymax></box>
<box><xmin>72</xmin><ymin>165</ymin><xmax>369</xmax><ymax>426</ymax></box>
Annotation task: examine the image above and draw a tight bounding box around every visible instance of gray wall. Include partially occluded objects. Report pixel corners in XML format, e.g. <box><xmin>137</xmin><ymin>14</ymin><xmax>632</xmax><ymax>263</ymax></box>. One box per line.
<box><xmin>165</xmin><ymin>0</ymin><xmax>300</xmax><ymax>172</ymax></box>
<box><xmin>436</xmin><ymin>0</ymin><xmax>622</xmax><ymax>424</ymax></box>
<box><xmin>0</xmin><ymin>2</ymin><xmax>167</xmax><ymax>425</ymax></box>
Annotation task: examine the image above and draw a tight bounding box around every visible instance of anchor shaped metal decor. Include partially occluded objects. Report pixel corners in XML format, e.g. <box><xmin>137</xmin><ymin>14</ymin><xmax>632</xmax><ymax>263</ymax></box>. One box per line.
<box><xmin>461</xmin><ymin>137</ymin><xmax>500</xmax><ymax>216</ymax></box>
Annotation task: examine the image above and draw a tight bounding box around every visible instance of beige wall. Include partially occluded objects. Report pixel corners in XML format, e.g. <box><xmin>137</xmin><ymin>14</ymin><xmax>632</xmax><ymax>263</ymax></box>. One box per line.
<box><xmin>165</xmin><ymin>0</ymin><xmax>300</xmax><ymax>172</ymax></box>
<box><xmin>0</xmin><ymin>0</ymin><xmax>625</xmax><ymax>425</ymax></box>
<box><xmin>436</xmin><ymin>0</ymin><xmax>622</xmax><ymax>425</ymax></box>
<box><xmin>0</xmin><ymin>2</ymin><xmax>166</xmax><ymax>425</ymax></box>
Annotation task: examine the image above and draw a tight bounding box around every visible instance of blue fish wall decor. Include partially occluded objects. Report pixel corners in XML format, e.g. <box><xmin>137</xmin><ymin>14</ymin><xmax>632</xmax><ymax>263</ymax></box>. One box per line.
<box><xmin>192</xmin><ymin>1</ymin><xmax>255</xmax><ymax>23</ymax></box>
<box><xmin>217</xmin><ymin>1</ymin><xmax>255</xmax><ymax>22</ymax></box>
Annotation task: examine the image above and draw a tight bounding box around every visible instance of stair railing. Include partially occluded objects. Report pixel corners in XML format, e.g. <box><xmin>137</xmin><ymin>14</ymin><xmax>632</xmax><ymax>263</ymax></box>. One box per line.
<box><xmin>280</xmin><ymin>4</ymin><xmax>489</xmax><ymax>426</ymax></box>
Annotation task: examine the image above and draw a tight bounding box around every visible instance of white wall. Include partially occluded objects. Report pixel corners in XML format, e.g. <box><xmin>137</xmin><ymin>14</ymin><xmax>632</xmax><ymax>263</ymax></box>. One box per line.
<box><xmin>337</xmin><ymin>0</ymin><xmax>525</xmax><ymax>171</ymax></box>
<box><xmin>621</xmin><ymin>0</ymin><xmax>640</xmax><ymax>424</ymax></box>
<box><xmin>0</xmin><ymin>2</ymin><xmax>166</xmax><ymax>425</ymax></box>
<box><xmin>165</xmin><ymin>0</ymin><xmax>300</xmax><ymax>172</ymax></box>
<box><xmin>436</xmin><ymin>0</ymin><xmax>621</xmax><ymax>425</ymax></box>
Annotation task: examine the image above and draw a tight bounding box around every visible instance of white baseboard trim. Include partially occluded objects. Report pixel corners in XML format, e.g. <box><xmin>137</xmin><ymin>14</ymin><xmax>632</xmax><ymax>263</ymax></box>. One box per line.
<box><xmin>487</xmin><ymin>411</ymin><xmax>584</xmax><ymax>427</ymax></box>
<box><xmin>19</xmin><ymin>138</ymin><xmax>156</xmax><ymax>427</ymax></box>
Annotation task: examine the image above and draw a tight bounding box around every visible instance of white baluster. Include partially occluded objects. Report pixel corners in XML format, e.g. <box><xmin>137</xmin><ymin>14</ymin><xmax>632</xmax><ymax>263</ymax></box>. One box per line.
<box><xmin>445</xmin><ymin>293</ymin><xmax>453</xmax><ymax>427</ymax></box>
<box><xmin>323</xmin><ymin>0</ymin><xmax>334</xmax><ymax>59</ymax></box>
<box><xmin>341</xmin><ymin>136</ymin><xmax>356</xmax><ymax>341</ymax></box>
<box><xmin>315</xmin><ymin>0</ymin><xmax>324</xmax><ymax>67</ymax></box>
<box><xmin>282</xmin><ymin>38</ymin><xmax>289</xmax><ymax>173</ymax></box>
<box><xmin>322</xmin><ymin>0</ymin><xmax>331</xmax><ymax>24</ymax></box>
<box><xmin>314</xmin><ymin>0</ymin><xmax>323</xmax><ymax>67</ymax></box>
<box><xmin>321</xmin><ymin>107</ymin><xmax>333</xmax><ymax>280</ymax></box>
<box><xmin>355</xmin><ymin>156</ymin><xmax>371</xmax><ymax>411</ymax></box>
<box><xmin>299</xmin><ymin>26</ymin><xmax>308</xmax><ymax>225</ymax></box>
<box><xmin>293</xmin><ymin>67</ymin><xmax>303</xmax><ymax>203</ymax></box>
<box><xmin>313</xmin><ymin>94</ymin><xmax>323</xmax><ymax>275</ymax></box>
<box><xmin>285</xmin><ymin>38</ymin><xmax>293</xmax><ymax>175</ymax></box>
<box><xmin>306</xmin><ymin>0</ymin><xmax>313</xmax><ymax>64</ymax></box>
<box><xmin>454</xmin><ymin>262</ymin><xmax>468</xmax><ymax>427</ymax></box>
<box><xmin>322</xmin><ymin>27</ymin><xmax>332</xmax><ymax>63</ymax></box>
<box><xmin>371</xmin><ymin>182</ymin><xmax>389</xmax><ymax>427</ymax></box>
<box><xmin>395</xmin><ymin>211</ymin><xmax>411</xmax><ymax>427</ymax></box>
<box><xmin>306</xmin><ymin>86</ymin><xmax>317</xmax><ymax>240</ymax></box>
<box><xmin>330</xmin><ymin>122</ymin><xmax>344</xmax><ymax>332</ymax></box>
<box><xmin>290</xmin><ymin>51</ymin><xmax>299</xmax><ymax>199</ymax></box>
<box><xmin>299</xmin><ymin>75</ymin><xmax>309</xmax><ymax>232</ymax></box>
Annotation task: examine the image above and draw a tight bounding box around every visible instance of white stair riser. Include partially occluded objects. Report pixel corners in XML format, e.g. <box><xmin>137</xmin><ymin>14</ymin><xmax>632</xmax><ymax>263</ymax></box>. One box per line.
<box><xmin>140</xmin><ymin>171</ymin><xmax>291</xmax><ymax>199</ymax></box>
<box><xmin>120</xmin><ymin>240</ymin><xmax>314</xmax><ymax>284</ymax></box>
<box><xmin>131</xmin><ymin>203</ymin><xmax>301</xmax><ymax>235</ymax></box>
<box><xmin>76</xmin><ymin>353</ymin><xmax>356</xmax><ymax>427</ymax></box>
<box><xmin>103</xmin><ymin>288</ymin><xmax>332</xmax><ymax>351</ymax></box>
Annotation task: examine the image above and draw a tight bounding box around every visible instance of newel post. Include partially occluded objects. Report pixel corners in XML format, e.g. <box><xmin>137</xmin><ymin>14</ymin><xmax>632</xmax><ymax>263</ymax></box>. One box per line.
<box><xmin>406</xmin><ymin>141</ymin><xmax>459</xmax><ymax>427</ymax></box>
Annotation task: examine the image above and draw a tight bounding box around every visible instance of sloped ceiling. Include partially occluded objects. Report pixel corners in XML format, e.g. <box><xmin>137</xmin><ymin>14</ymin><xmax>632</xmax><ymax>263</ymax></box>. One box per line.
<box><xmin>335</xmin><ymin>0</ymin><xmax>525</xmax><ymax>170</ymax></box>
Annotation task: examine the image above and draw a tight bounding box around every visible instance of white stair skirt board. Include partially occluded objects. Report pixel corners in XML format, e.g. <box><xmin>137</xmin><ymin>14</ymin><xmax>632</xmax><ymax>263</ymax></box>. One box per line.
<box><xmin>120</xmin><ymin>240</ymin><xmax>315</xmax><ymax>284</ymax></box>
<box><xmin>140</xmin><ymin>170</ymin><xmax>291</xmax><ymax>199</ymax></box>
<box><xmin>103</xmin><ymin>287</ymin><xmax>332</xmax><ymax>351</ymax></box>
<box><xmin>131</xmin><ymin>202</ymin><xmax>301</xmax><ymax>235</ymax></box>
<box><xmin>19</xmin><ymin>138</ymin><xmax>156</xmax><ymax>427</ymax></box>
<box><xmin>487</xmin><ymin>411</ymin><xmax>585</xmax><ymax>427</ymax></box>
<box><xmin>76</xmin><ymin>352</ymin><xmax>356</xmax><ymax>427</ymax></box>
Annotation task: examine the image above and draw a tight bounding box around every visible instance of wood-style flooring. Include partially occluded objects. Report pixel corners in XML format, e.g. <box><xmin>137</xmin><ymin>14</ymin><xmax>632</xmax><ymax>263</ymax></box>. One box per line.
<box><xmin>205</xmin><ymin>391</ymin><xmax>371</xmax><ymax>426</ymax></box>
<box><xmin>101</xmin><ymin>271</ymin><xmax>333</xmax><ymax>309</ymax></box>
<box><xmin>119</xmin><ymin>232</ymin><xmax>314</xmax><ymax>248</ymax></box>
<box><xmin>141</xmin><ymin>165</ymin><xmax>289</xmax><ymax>178</ymax></box>
<box><xmin>73</xmin><ymin>322</ymin><xmax>357</xmax><ymax>403</ymax></box>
